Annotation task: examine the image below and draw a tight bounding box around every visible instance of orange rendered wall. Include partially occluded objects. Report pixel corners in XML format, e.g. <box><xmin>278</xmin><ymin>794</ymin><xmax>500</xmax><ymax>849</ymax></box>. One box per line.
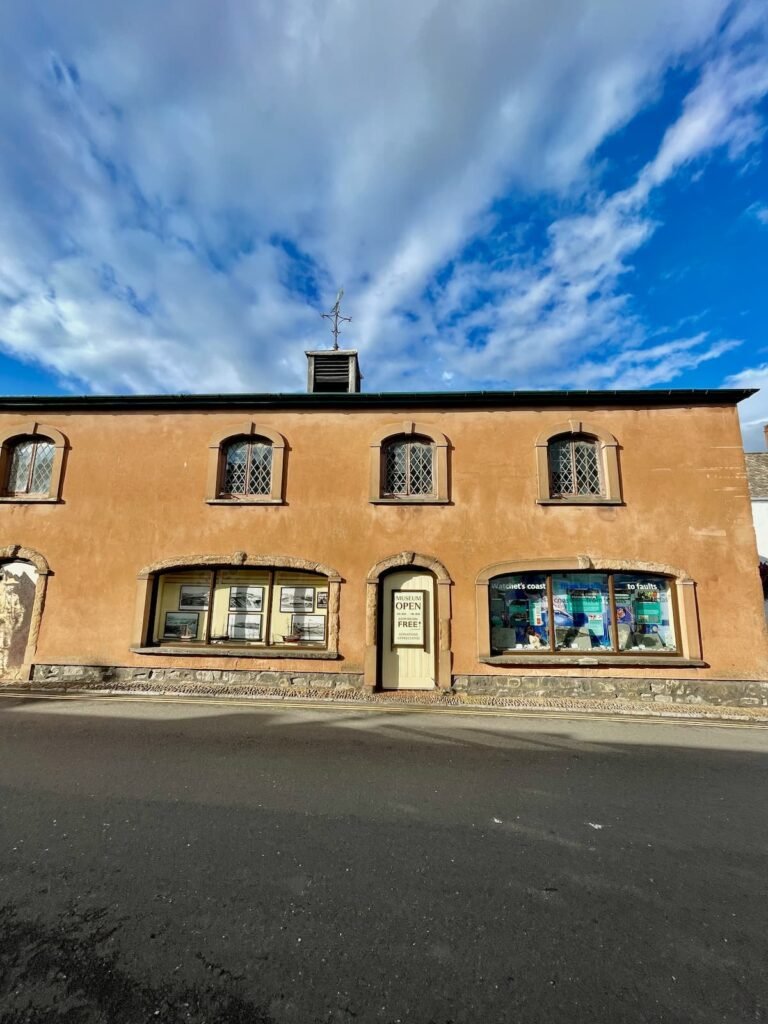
<box><xmin>0</xmin><ymin>401</ymin><xmax>765</xmax><ymax>681</ymax></box>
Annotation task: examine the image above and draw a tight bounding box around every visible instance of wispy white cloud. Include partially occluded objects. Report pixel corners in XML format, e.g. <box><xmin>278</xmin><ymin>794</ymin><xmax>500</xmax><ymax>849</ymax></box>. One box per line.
<box><xmin>0</xmin><ymin>0</ymin><xmax>764</xmax><ymax>400</ymax></box>
<box><xmin>398</xmin><ymin>19</ymin><xmax>768</xmax><ymax>390</ymax></box>
<box><xmin>747</xmin><ymin>201</ymin><xmax>768</xmax><ymax>225</ymax></box>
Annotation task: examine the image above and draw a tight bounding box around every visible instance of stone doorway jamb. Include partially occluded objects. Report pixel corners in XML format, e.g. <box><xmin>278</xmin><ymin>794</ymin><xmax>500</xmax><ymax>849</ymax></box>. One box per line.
<box><xmin>365</xmin><ymin>552</ymin><xmax>452</xmax><ymax>689</ymax></box>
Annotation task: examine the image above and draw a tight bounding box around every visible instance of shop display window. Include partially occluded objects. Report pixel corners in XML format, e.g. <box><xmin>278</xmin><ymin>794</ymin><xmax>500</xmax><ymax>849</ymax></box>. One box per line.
<box><xmin>552</xmin><ymin>573</ymin><xmax>612</xmax><ymax>650</ymax></box>
<box><xmin>490</xmin><ymin>573</ymin><xmax>549</xmax><ymax>651</ymax></box>
<box><xmin>613</xmin><ymin>574</ymin><xmax>677</xmax><ymax>651</ymax></box>
<box><xmin>489</xmin><ymin>570</ymin><xmax>678</xmax><ymax>655</ymax></box>
<box><xmin>151</xmin><ymin>568</ymin><xmax>330</xmax><ymax>648</ymax></box>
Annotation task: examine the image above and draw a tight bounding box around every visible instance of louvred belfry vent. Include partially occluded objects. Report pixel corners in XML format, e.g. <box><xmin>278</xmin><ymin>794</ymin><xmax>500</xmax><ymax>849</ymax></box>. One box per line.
<box><xmin>306</xmin><ymin>350</ymin><xmax>362</xmax><ymax>393</ymax></box>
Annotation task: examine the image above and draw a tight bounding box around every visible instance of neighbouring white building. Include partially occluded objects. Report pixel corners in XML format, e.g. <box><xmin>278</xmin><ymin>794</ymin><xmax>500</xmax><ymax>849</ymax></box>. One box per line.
<box><xmin>745</xmin><ymin>448</ymin><xmax>768</xmax><ymax>618</ymax></box>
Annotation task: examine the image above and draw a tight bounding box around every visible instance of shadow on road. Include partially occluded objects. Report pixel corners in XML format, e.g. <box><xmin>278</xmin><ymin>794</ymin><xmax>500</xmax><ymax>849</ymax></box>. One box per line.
<box><xmin>1</xmin><ymin>699</ymin><xmax>767</xmax><ymax>1023</ymax></box>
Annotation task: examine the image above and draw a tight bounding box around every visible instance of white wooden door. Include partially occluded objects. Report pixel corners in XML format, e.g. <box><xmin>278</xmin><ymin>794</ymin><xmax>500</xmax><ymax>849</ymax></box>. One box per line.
<box><xmin>380</xmin><ymin>570</ymin><xmax>436</xmax><ymax>690</ymax></box>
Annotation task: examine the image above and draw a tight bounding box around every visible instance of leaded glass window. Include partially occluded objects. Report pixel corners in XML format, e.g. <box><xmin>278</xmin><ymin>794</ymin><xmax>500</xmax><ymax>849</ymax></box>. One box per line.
<box><xmin>383</xmin><ymin>437</ymin><xmax>434</xmax><ymax>497</ymax></box>
<box><xmin>548</xmin><ymin>436</ymin><xmax>602</xmax><ymax>497</ymax></box>
<box><xmin>221</xmin><ymin>438</ymin><xmax>273</xmax><ymax>496</ymax></box>
<box><xmin>5</xmin><ymin>437</ymin><xmax>55</xmax><ymax>496</ymax></box>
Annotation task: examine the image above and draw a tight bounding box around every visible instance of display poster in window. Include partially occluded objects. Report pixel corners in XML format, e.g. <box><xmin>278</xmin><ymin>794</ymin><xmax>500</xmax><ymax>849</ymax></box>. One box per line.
<box><xmin>614</xmin><ymin>595</ymin><xmax>633</xmax><ymax>626</ymax></box>
<box><xmin>635</xmin><ymin>599</ymin><xmax>661</xmax><ymax>624</ymax></box>
<box><xmin>586</xmin><ymin>611</ymin><xmax>605</xmax><ymax>636</ymax></box>
<box><xmin>552</xmin><ymin>593</ymin><xmax>573</xmax><ymax>614</ymax></box>
<box><xmin>529</xmin><ymin>598</ymin><xmax>544</xmax><ymax>627</ymax></box>
<box><xmin>163</xmin><ymin>612</ymin><xmax>199</xmax><ymax>640</ymax></box>
<box><xmin>228</xmin><ymin>613</ymin><xmax>262</xmax><ymax>640</ymax></box>
<box><xmin>391</xmin><ymin>590</ymin><xmax>426</xmax><ymax>648</ymax></box>
<box><xmin>570</xmin><ymin>591</ymin><xmax>603</xmax><ymax>616</ymax></box>
<box><xmin>179</xmin><ymin>585</ymin><xmax>209</xmax><ymax>610</ymax></box>
<box><xmin>291</xmin><ymin>614</ymin><xmax>326</xmax><ymax>642</ymax></box>
<box><xmin>507</xmin><ymin>600</ymin><xmax>529</xmax><ymax>624</ymax></box>
<box><xmin>228</xmin><ymin>586</ymin><xmax>264</xmax><ymax>612</ymax></box>
<box><xmin>280</xmin><ymin>587</ymin><xmax>315</xmax><ymax>613</ymax></box>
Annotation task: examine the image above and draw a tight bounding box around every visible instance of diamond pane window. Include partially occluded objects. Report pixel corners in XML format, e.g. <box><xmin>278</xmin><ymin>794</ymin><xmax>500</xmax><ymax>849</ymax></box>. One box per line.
<box><xmin>548</xmin><ymin>436</ymin><xmax>603</xmax><ymax>497</ymax></box>
<box><xmin>383</xmin><ymin>437</ymin><xmax>435</xmax><ymax>497</ymax></box>
<box><xmin>222</xmin><ymin>438</ymin><xmax>273</xmax><ymax>496</ymax></box>
<box><xmin>6</xmin><ymin>437</ymin><xmax>55</xmax><ymax>495</ymax></box>
<box><xmin>409</xmin><ymin>443</ymin><xmax>433</xmax><ymax>494</ymax></box>
<box><xmin>385</xmin><ymin>441</ymin><xmax>408</xmax><ymax>495</ymax></box>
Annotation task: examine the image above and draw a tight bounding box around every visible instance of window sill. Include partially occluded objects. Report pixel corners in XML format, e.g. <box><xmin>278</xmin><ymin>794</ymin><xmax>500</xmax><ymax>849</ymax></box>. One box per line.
<box><xmin>131</xmin><ymin>645</ymin><xmax>337</xmax><ymax>660</ymax></box>
<box><xmin>537</xmin><ymin>498</ymin><xmax>623</xmax><ymax>506</ymax></box>
<box><xmin>0</xmin><ymin>495</ymin><xmax>59</xmax><ymax>504</ymax></box>
<box><xmin>371</xmin><ymin>497</ymin><xmax>450</xmax><ymax>505</ymax></box>
<box><xmin>206</xmin><ymin>498</ymin><xmax>284</xmax><ymax>506</ymax></box>
<box><xmin>480</xmin><ymin>654</ymin><xmax>705</xmax><ymax>668</ymax></box>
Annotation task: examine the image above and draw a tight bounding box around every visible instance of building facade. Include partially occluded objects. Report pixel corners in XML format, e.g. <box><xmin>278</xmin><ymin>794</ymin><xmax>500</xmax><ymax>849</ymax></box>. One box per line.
<box><xmin>0</xmin><ymin>374</ymin><xmax>766</xmax><ymax>700</ymax></box>
<box><xmin>745</xmin><ymin>444</ymin><xmax>768</xmax><ymax>619</ymax></box>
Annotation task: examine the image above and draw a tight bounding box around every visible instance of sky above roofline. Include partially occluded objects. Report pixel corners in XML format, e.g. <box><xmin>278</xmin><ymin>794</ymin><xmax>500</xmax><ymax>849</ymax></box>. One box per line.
<box><xmin>0</xmin><ymin>1</ymin><xmax>767</xmax><ymax>447</ymax></box>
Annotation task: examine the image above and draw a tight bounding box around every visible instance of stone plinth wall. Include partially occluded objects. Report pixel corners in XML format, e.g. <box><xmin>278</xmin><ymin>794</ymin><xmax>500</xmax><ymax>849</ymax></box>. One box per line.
<box><xmin>29</xmin><ymin>664</ymin><xmax>364</xmax><ymax>691</ymax></box>
<box><xmin>14</xmin><ymin>664</ymin><xmax>768</xmax><ymax>708</ymax></box>
<box><xmin>453</xmin><ymin>674</ymin><xmax>768</xmax><ymax>706</ymax></box>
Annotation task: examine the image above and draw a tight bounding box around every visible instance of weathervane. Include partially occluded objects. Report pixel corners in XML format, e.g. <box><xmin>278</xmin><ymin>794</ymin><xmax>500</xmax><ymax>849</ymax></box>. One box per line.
<box><xmin>321</xmin><ymin>288</ymin><xmax>351</xmax><ymax>350</ymax></box>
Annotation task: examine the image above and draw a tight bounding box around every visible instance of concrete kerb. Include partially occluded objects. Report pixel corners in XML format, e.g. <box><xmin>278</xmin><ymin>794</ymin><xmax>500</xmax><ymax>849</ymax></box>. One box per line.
<box><xmin>3</xmin><ymin>679</ymin><xmax>768</xmax><ymax>725</ymax></box>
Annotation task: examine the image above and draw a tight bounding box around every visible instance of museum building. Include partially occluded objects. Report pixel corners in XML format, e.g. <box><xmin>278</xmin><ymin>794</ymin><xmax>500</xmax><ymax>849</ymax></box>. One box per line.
<box><xmin>0</xmin><ymin>348</ymin><xmax>766</xmax><ymax>702</ymax></box>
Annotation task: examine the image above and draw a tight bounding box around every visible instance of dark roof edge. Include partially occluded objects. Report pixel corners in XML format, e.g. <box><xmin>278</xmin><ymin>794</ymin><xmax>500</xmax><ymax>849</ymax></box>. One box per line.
<box><xmin>0</xmin><ymin>388</ymin><xmax>756</xmax><ymax>413</ymax></box>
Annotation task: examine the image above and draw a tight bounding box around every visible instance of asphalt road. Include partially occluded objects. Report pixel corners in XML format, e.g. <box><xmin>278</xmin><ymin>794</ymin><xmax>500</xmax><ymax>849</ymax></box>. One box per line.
<box><xmin>1</xmin><ymin>696</ymin><xmax>767</xmax><ymax>1024</ymax></box>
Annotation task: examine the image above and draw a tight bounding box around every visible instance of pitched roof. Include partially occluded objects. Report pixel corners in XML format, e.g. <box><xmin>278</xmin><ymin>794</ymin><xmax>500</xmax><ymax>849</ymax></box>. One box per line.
<box><xmin>745</xmin><ymin>453</ymin><xmax>768</xmax><ymax>498</ymax></box>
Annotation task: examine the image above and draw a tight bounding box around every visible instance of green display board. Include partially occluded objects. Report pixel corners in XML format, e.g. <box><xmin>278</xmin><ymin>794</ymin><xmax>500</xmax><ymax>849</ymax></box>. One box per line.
<box><xmin>586</xmin><ymin>611</ymin><xmax>605</xmax><ymax>636</ymax></box>
<box><xmin>635</xmin><ymin>600</ymin><xmax>661</xmax><ymax>624</ymax></box>
<box><xmin>507</xmin><ymin>600</ymin><xmax>529</xmax><ymax>622</ymax></box>
<box><xmin>570</xmin><ymin>593</ymin><xmax>604</xmax><ymax>615</ymax></box>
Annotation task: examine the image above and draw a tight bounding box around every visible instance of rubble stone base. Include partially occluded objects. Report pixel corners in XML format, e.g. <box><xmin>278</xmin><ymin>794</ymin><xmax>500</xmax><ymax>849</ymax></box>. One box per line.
<box><xmin>29</xmin><ymin>664</ymin><xmax>364</xmax><ymax>691</ymax></box>
<box><xmin>453</xmin><ymin>674</ymin><xmax>768</xmax><ymax>707</ymax></box>
<box><xmin>16</xmin><ymin>665</ymin><xmax>768</xmax><ymax>708</ymax></box>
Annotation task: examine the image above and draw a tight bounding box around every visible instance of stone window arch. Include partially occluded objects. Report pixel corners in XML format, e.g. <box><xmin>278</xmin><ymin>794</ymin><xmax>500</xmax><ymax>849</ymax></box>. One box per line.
<box><xmin>0</xmin><ymin>423</ymin><xmax>68</xmax><ymax>502</ymax></box>
<box><xmin>206</xmin><ymin>423</ymin><xmax>286</xmax><ymax>504</ymax></box>
<box><xmin>535</xmin><ymin>421</ymin><xmax>621</xmax><ymax>504</ymax></box>
<box><xmin>369</xmin><ymin>422</ymin><xmax>449</xmax><ymax>504</ymax></box>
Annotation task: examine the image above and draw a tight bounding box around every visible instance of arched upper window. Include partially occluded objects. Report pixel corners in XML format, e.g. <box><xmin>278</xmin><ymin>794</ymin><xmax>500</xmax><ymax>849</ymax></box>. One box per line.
<box><xmin>206</xmin><ymin>423</ymin><xmax>286</xmax><ymax>504</ymax></box>
<box><xmin>0</xmin><ymin>425</ymin><xmax>67</xmax><ymax>502</ymax></box>
<box><xmin>369</xmin><ymin>422</ymin><xmax>450</xmax><ymax>503</ymax></box>
<box><xmin>5</xmin><ymin>437</ymin><xmax>56</xmax><ymax>496</ymax></box>
<box><xmin>221</xmin><ymin>437</ymin><xmax>273</xmax><ymax>497</ymax></box>
<box><xmin>548</xmin><ymin>434</ymin><xmax>602</xmax><ymax>498</ymax></box>
<box><xmin>535</xmin><ymin>421</ymin><xmax>621</xmax><ymax>504</ymax></box>
<box><xmin>383</xmin><ymin>436</ymin><xmax>434</xmax><ymax>498</ymax></box>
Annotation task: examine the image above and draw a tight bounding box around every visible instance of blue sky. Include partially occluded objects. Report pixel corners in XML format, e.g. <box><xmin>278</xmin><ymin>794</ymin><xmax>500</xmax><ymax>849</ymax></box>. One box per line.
<box><xmin>0</xmin><ymin>1</ymin><xmax>767</xmax><ymax>446</ymax></box>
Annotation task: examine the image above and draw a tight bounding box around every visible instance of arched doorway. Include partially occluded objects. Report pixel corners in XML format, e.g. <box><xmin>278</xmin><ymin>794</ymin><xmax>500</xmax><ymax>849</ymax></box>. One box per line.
<box><xmin>0</xmin><ymin>546</ymin><xmax>51</xmax><ymax>681</ymax></box>
<box><xmin>365</xmin><ymin>552</ymin><xmax>452</xmax><ymax>690</ymax></box>
<box><xmin>380</xmin><ymin>567</ymin><xmax>437</xmax><ymax>689</ymax></box>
